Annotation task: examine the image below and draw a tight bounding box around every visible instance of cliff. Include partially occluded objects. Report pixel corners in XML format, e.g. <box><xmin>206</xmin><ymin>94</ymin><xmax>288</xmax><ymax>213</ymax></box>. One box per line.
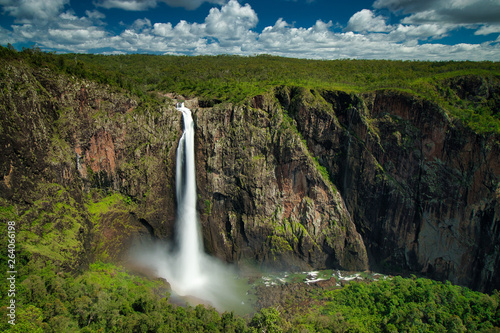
<box><xmin>276</xmin><ymin>85</ymin><xmax>499</xmax><ymax>291</ymax></box>
<box><xmin>0</xmin><ymin>60</ymin><xmax>182</xmax><ymax>268</ymax></box>
<box><xmin>1</xmin><ymin>59</ymin><xmax>499</xmax><ymax>291</ymax></box>
<box><xmin>195</xmin><ymin>96</ymin><xmax>367</xmax><ymax>271</ymax></box>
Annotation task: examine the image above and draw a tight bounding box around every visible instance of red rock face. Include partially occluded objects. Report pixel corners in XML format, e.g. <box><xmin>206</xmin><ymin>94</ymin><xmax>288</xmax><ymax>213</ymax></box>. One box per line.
<box><xmin>76</xmin><ymin>129</ymin><xmax>116</xmax><ymax>180</ymax></box>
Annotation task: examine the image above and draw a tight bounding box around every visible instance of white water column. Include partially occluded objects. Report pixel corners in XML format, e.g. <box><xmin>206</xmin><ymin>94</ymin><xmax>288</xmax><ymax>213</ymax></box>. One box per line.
<box><xmin>175</xmin><ymin>102</ymin><xmax>205</xmax><ymax>294</ymax></box>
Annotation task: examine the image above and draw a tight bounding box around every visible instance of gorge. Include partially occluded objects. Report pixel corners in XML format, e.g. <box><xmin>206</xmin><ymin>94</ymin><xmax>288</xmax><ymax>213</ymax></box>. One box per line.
<box><xmin>0</xmin><ymin>52</ymin><xmax>499</xmax><ymax>299</ymax></box>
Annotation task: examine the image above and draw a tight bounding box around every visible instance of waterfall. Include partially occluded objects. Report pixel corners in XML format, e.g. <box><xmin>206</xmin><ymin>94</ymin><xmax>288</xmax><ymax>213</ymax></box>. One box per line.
<box><xmin>130</xmin><ymin>102</ymin><xmax>252</xmax><ymax>314</ymax></box>
<box><xmin>174</xmin><ymin>102</ymin><xmax>205</xmax><ymax>293</ymax></box>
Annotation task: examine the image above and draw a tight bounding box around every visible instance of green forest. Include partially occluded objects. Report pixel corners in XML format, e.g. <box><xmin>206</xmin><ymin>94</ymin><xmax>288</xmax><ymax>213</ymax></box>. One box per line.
<box><xmin>0</xmin><ymin>258</ymin><xmax>499</xmax><ymax>332</ymax></box>
<box><xmin>1</xmin><ymin>45</ymin><xmax>499</xmax><ymax>133</ymax></box>
<box><xmin>1</xmin><ymin>45</ymin><xmax>500</xmax><ymax>332</ymax></box>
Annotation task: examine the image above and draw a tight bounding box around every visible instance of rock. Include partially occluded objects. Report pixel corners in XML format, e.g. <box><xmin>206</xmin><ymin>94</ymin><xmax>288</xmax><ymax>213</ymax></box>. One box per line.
<box><xmin>315</xmin><ymin>277</ymin><xmax>337</xmax><ymax>288</ymax></box>
<box><xmin>195</xmin><ymin>98</ymin><xmax>368</xmax><ymax>272</ymax></box>
<box><xmin>277</xmin><ymin>86</ymin><xmax>500</xmax><ymax>292</ymax></box>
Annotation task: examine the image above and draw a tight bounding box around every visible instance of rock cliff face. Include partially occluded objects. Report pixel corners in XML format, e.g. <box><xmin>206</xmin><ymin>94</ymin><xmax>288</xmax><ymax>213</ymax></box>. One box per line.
<box><xmin>1</xmin><ymin>61</ymin><xmax>498</xmax><ymax>291</ymax></box>
<box><xmin>0</xmin><ymin>61</ymin><xmax>182</xmax><ymax>267</ymax></box>
<box><xmin>276</xmin><ymin>86</ymin><xmax>499</xmax><ymax>292</ymax></box>
<box><xmin>194</xmin><ymin>97</ymin><xmax>367</xmax><ymax>271</ymax></box>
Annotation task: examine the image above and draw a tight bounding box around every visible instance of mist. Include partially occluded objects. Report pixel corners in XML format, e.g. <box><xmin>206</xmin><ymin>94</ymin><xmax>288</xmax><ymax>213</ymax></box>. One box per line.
<box><xmin>130</xmin><ymin>240</ymin><xmax>253</xmax><ymax>314</ymax></box>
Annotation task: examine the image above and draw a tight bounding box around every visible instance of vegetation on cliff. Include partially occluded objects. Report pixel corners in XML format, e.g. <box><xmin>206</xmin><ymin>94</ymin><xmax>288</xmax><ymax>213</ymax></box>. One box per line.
<box><xmin>1</xmin><ymin>45</ymin><xmax>499</xmax><ymax>133</ymax></box>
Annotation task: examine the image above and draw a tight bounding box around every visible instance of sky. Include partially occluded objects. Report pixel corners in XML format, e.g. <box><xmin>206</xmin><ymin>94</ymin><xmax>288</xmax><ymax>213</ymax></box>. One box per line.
<box><xmin>0</xmin><ymin>0</ymin><xmax>499</xmax><ymax>60</ymax></box>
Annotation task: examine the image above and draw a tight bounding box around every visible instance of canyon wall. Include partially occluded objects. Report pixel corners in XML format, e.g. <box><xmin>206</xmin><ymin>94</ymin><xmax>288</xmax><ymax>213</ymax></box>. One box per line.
<box><xmin>0</xmin><ymin>62</ymin><xmax>181</xmax><ymax>268</ymax></box>
<box><xmin>276</xmin><ymin>85</ymin><xmax>499</xmax><ymax>291</ymax></box>
<box><xmin>1</xmin><ymin>61</ymin><xmax>498</xmax><ymax>291</ymax></box>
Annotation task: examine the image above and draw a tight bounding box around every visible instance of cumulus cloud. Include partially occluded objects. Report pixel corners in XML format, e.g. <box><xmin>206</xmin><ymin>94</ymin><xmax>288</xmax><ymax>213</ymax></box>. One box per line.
<box><xmin>132</xmin><ymin>18</ymin><xmax>152</xmax><ymax>30</ymax></box>
<box><xmin>0</xmin><ymin>0</ymin><xmax>69</xmax><ymax>23</ymax></box>
<box><xmin>344</xmin><ymin>7</ymin><xmax>453</xmax><ymax>44</ymax></box>
<box><xmin>85</xmin><ymin>10</ymin><xmax>106</xmax><ymax>22</ymax></box>
<box><xmin>0</xmin><ymin>0</ymin><xmax>109</xmax><ymax>52</ymax></box>
<box><xmin>386</xmin><ymin>23</ymin><xmax>451</xmax><ymax>43</ymax></box>
<box><xmin>258</xmin><ymin>19</ymin><xmax>337</xmax><ymax>56</ymax></box>
<box><xmin>0</xmin><ymin>25</ymin><xmax>15</xmax><ymax>45</ymax></box>
<box><xmin>48</xmin><ymin>27</ymin><xmax>106</xmax><ymax>44</ymax></box>
<box><xmin>95</xmin><ymin>0</ymin><xmax>157</xmax><ymax>11</ymax></box>
<box><xmin>160</xmin><ymin>0</ymin><xmax>226</xmax><ymax>10</ymax></box>
<box><xmin>345</xmin><ymin>9</ymin><xmax>391</xmax><ymax>32</ymax></box>
<box><xmin>205</xmin><ymin>0</ymin><xmax>257</xmax><ymax>44</ymax></box>
<box><xmin>367</xmin><ymin>0</ymin><xmax>500</xmax><ymax>57</ymax></box>
<box><xmin>475</xmin><ymin>24</ymin><xmax>500</xmax><ymax>35</ymax></box>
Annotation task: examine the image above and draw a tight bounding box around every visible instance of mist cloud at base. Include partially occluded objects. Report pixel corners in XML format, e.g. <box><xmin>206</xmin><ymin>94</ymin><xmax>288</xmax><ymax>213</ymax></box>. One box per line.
<box><xmin>129</xmin><ymin>239</ymin><xmax>253</xmax><ymax>315</ymax></box>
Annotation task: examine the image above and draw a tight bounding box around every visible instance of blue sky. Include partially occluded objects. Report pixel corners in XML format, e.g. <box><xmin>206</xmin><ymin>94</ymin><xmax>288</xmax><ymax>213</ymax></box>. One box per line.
<box><xmin>0</xmin><ymin>0</ymin><xmax>499</xmax><ymax>60</ymax></box>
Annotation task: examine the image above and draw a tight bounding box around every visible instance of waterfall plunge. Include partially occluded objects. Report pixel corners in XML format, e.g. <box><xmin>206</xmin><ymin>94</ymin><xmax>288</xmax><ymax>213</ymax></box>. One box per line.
<box><xmin>130</xmin><ymin>103</ymin><xmax>252</xmax><ymax>313</ymax></box>
<box><xmin>174</xmin><ymin>103</ymin><xmax>205</xmax><ymax>294</ymax></box>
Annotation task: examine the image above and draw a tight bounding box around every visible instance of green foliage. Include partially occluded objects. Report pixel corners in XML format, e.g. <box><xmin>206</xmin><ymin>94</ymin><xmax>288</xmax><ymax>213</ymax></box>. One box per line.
<box><xmin>2</xmin><ymin>44</ymin><xmax>498</xmax><ymax>133</ymax></box>
<box><xmin>312</xmin><ymin>157</ymin><xmax>335</xmax><ymax>191</ymax></box>
<box><xmin>250</xmin><ymin>307</ymin><xmax>289</xmax><ymax>332</ymax></box>
<box><xmin>1</xmin><ymin>257</ymin><xmax>498</xmax><ymax>332</ymax></box>
<box><xmin>85</xmin><ymin>191</ymin><xmax>135</xmax><ymax>219</ymax></box>
<box><xmin>17</xmin><ymin>183</ymin><xmax>86</xmax><ymax>270</ymax></box>
<box><xmin>299</xmin><ymin>277</ymin><xmax>500</xmax><ymax>332</ymax></box>
<box><xmin>1</xmin><ymin>261</ymin><xmax>256</xmax><ymax>332</ymax></box>
<box><xmin>204</xmin><ymin>199</ymin><xmax>212</xmax><ymax>215</ymax></box>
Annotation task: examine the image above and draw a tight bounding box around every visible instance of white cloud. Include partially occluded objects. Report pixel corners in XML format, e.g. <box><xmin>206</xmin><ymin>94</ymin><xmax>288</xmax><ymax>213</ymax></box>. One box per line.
<box><xmin>152</xmin><ymin>22</ymin><xmax>174</xmax><ymax>37</ymax></box>
<box><xmin>0</xmin><ymin>25</ymin><xmax>15</xmax><ymax>44</ymax></box>
<box><xmin>0</xmin><ymin>0</ymin><xmax>498</xmax><ymax>60</ymax></box>
<box><xmin>345</xmin><ymin>9</ymin><xmax>391</xmax><ymax>32</ymax></box>
<box><xmin>159</xmin><ymin>0</ymin><xmax>226</xmax><ymax>11</ymax></box>
<box><xmin>475</xmin><ymin>24</ymin><xmax>500</xmax><ymax>35</ymax></box>
<box><xmin>95</xmin><ymin>0</ymin><xmax>158</xmax><ymax>11</ymax></box>
<box><xmin>389</xmin><ymin>23</ymin><xmax>451</xmax><ymax>41</ymax></box>
<box><xmin>48</xmin><ymin>27</ymin><xmax>106</xmax><ymax>44</ymax></box>
<box><xmin>258</xmin><ymin>19</ymin><xmax>336</xmax><ymax>55</ymax></box>
<box><xmin>85</xmin><ymin>10</ymin><xmax>106</xmax><ymax>21</ymax></box>
<box><xmin>343</xmin><ymin>8</ymin><xmax>453</xmax><ymax>44</ymax></box>
<box><xmin>0</xmin><ymin>0</ymin><xmax>69</xmax><ymax>23</ymax></box>
<box><xmin>94</xmin><ymin>0</ymin><xmax>226</xmax><ymax>11</ymax></box>
<box><xmin>132</xmin><ymin>18</ymin><xmax>152</xmax><ymax>30</ymax></box>
<box><xmin>205</xmin><ymin>0</ymin><xmax>257</xmax><ymax>41</ymax></box>
<box><xmin>205</xmin><ymin>0</ymin><xmax>259</xmax><ymax>47</ymax></box>
<box><xmin>0</xmin><ymin>0</ymin><xmax>109</xmax><ymax>52</ymax></box>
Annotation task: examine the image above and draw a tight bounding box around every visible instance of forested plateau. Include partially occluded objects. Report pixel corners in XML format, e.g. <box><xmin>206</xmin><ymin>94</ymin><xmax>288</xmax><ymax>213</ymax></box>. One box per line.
<box><xmin>1</xmin><ymin>46</ymin><xmax>499</xmax><ymax>332</ymax></box>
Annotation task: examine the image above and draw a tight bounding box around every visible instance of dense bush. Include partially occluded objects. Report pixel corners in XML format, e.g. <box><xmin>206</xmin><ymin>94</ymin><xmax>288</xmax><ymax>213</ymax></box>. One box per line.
<box><xmin>1</xmin><ymin>44</ymin><xmax>499</xmax><ymax>133</ymax></box>
<box><xmin>313</xmin><ymin>277</ymin><xmax>500</xmax><ymax>332</ymax></box>
<box><xmin>0</xmin><ymin>258</ymin><xmax>498</xmax><ymax>332</ymax></box>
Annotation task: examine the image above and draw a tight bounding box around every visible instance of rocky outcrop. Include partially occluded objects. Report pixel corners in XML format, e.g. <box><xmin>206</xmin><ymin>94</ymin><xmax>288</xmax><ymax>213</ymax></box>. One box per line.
<box><xmin>276</xmin><ymin>86</ymin><xmax>499</xmax><ymax>292</ymax></box>
<box><xmin>0</xmin><ymin>61</ymin><xmax>181</xmax><ymax>268</ymax></box>
<box><xmin>194</xmin><ymin>97</ymin><xmax>368</xmax><ymax>271</ymax></box>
